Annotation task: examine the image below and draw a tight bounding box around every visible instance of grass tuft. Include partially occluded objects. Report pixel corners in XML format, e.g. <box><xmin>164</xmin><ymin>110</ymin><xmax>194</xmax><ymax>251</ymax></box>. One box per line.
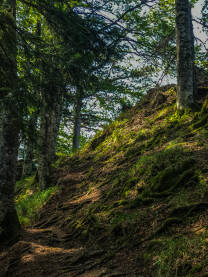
<box><xmin>15</xmin><ymin>175</ymin><xmax>58</xmax><ymax>226</ymax></box>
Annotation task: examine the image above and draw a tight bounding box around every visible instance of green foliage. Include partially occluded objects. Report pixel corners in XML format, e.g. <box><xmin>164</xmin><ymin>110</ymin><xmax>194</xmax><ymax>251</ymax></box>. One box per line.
<box><xmin>56</xmin><ymin>124</ymin><xmax>89</xmax><ymax>155</ymax></box>
<box><xmin>15</xmin><ymin>176</ymin><xmax>58</xmax><ymax>225</ymax></box>
<box><xmin>15</xmin><ymin>174</ymin><xmax>36</xmax><ymax>194</ymax></box>
<box><xmin>150</xmin><ymin>158</ymin><xmax>196</xmax><ymax>193</ymax></box>
<box><xmin>16</xmin><ymin>186</ymin><xmax>57</xmax><ymax>226</ymax></box>
<box><xmin>129</xmin><ymin>146</ymin><xmax>183</xmax><ymax>181</ymax></box>
<box><xmin>152</xmin><ymin>236</ymin><xmax>208</xmax><ymax>277</ymax></box>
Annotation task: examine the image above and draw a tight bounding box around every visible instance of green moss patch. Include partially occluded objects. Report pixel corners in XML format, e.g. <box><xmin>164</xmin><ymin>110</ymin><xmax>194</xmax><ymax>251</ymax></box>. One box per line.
<box><xmin>16</xmin><ymin>186</ymin><xmax>58</xmax><ymax>226</ymax></box>
<box><xmin>149</xmin><ymin>235</ymin><xmax>208</xmax><ymax>277</ymax></box>
<box><xmin>15</xmin><ymin>175</ymin><xmax>58</xmax><ymax>226</ymax></box>
<box><xmin>150</xmin><ymin>158</ymin><xmax>196</xmax><ymax>193</ymax></box>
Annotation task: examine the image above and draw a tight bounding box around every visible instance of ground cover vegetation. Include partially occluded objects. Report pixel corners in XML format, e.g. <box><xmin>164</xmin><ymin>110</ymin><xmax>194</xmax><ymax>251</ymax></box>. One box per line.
<box><xmin>1</xmin><ymin>0</ymin><xmax>208</xmax><ymax>276</ymax></box>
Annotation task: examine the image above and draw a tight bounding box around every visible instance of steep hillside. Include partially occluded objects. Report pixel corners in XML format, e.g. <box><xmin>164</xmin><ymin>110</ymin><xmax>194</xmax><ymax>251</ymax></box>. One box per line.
<box><xmin>1</xmin><ymin>85</ymin><xmax>208</xmax><ymax>277</ymax></box>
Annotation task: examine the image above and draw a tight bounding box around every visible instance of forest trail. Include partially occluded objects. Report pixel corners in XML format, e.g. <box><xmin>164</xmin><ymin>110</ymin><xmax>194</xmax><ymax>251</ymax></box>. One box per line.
<box><xmin>0</xmin><ymin>167</ymin><xmax>143</xmax><ymax>277</ymax></box>
<box><xmin>2</xmin><ymin>85</ymin><xmax>208</xmax><ymax>276</ymax></box>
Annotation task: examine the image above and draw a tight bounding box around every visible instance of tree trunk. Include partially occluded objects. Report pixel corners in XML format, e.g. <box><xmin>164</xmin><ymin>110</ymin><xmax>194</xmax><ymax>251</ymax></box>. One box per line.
<box><xmin>0</xmin><ymin>0</ymin><xmax>20</xmax><ymax>245</ymax></box>
<box><xmin>0</xmin><ymin>111</ymin><xmax>20</xmax><ymax>245</ymax></box>
<box><xmin>72</xmin><ymin>87</ymin><xmax>83</xmax><ymax>152</ymax></box>
<box><xmin>22</xmin><ymin>113</ymin><xmax>37</xmax><ymax>178</ymax></box>
<box><xmin>176</xmin><ymin>0</ymin><xmax>195</xmax><ymax>110</ymax></box>
<box><xmin>38</xmin><ymin>90</ymin><xmax>62</xmax><ymax>190</ymax></box>
<box><xmin>22</xmin><ymin>142</ymin><xmax>34</xmax><ymax>178</ymax></box>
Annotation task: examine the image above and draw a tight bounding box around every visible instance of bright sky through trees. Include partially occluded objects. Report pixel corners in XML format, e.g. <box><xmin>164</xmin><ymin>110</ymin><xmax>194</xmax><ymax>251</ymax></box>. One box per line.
<box><xmin>193</xmin><ymin>0</ymin><xmax>207</xmax><ymax>45</ymax></box>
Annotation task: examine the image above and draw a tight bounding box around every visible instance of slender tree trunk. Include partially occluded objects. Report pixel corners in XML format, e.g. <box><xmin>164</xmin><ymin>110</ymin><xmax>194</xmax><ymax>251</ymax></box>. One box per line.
<box><xmin>38</xmin><ymin>89</ymin><xmax>62</xmax><ymax>190</ymax></box>
<box><xmin>176</xmin><ymin>0</ymin><xmax>195</xmax><ymax>110</ymax></box>
<box><xmin>72</xmin><ymin>87</ymin><xmax>83</xmax><ymax>152</ymax></box>
<box><xmin>189</xmin><ymin>5</ymin><xmax>196</xmax><ymax>97</ymax></box>
<box><xmin>22</xmin><ymin>113</ymin><xmax>37</xmax><ymax>178</ymax></box>
<box><xmin>22</xmin><ymin>142</ymin><xmax>34</xmax><ymax>177</ymax></box>
<box><xmin>0</xmin><ymin>0</ymin><xmax>20</xmax><ymax>245</ymax></box>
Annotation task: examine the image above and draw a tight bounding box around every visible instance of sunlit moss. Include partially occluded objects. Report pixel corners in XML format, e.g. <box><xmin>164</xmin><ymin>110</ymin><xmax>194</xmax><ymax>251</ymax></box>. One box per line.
<box><xmin>153</xmin><ymin>105</ymin><xmax>174</xmax><ymax>121</ymax></box>
<box><xmin>15</xmin><ymin>175</ymin><xmax>58</xmax><ymax>226</ymax></box>
<box><xmin>15</xmin><ymin>174</ymin><xmax>36</xmax><ymax>194</ymax></box>
<box><xmin>16</xmin><ymin>186</ymin><xmax>58</xmax><ymax>226</ymax></box>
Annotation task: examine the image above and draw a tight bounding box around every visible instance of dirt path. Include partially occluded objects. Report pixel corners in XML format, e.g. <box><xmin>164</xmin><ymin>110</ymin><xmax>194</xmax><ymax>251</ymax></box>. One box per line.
<box><xmin>0</xmin><ymin>227</ymin><xmax>110</xmax><ymax>277</ymax></box>
<box><xmin>0</xmin><ymin>169</ymin><xmax>143</xmax><ymax>277</ymax></box>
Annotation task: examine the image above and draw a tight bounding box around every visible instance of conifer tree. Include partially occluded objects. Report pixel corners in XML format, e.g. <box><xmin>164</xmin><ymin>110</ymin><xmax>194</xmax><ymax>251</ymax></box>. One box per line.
<box><xmin>175</xmin><ymin>0</ymin><xmax>195</xmax><ymax>110</ymax></box>
<box><xmin>0</xmin><ymin>0</ymin><xmax>20</xmax><ymax>244</ymax></box>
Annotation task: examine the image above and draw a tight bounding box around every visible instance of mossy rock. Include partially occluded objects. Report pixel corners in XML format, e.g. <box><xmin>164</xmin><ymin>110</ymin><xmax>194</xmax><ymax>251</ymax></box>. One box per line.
<box><xmin>149</xmin><ymin>158</ymin><xmax>196</xmax><ymax>194</ymax></box>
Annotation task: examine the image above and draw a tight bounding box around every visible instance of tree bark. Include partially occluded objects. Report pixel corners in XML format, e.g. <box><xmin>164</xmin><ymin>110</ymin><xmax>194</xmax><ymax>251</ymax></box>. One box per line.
<box><xmin>72</xmin><ymin>87</ymin><xmax>83</xmax><ymax>152</ymax></box>
<box><xmin>38</xmin><ymin>89</ymin><xmax>62</xmax><ymax>190</ymax></box>
<box><xmin>0</xmin><ymin>0</ymin><xmax>20</xmax><ymax>245</ymax></box>
<box><xmin>0</xmin><ymin>111</ymin><xmax>20</xmax><ymax>245</ymax></box>
<box><xmin>176</xmin><ymin>0</ymin><xmax>195</xmax><ymax>110</ymax></box>
<box><xmin>22</xmin><ymin>113</ymin><xmax>37</xmax><ymax>178</ymax></box>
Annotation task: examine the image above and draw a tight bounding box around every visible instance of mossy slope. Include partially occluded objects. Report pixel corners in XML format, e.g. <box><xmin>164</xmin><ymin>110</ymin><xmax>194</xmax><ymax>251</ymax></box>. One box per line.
<box><xmin>13</xmin><ymin>85</ymin><xmax>208</xmax><ymax>276</ymax></box>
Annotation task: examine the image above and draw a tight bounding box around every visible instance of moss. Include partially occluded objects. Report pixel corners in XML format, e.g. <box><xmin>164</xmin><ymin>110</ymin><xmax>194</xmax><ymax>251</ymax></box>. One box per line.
<box><xmin>89</xmin><ymin>128</ymin><xmax>112</xmax><ymax>150</ymax></box>
<box><xmin>125</xmin><ymin>144</ymin><xmax>143</xmax><ymax>158</ymax></box>
<box><xmin>70</xmin><ymin>211</ymin><xmax>107</xmax><ymax>241</ymax></box>
<box><xmin>151</xmin><ymin>235</ymin><xmax>208</xmax><ymax>277</ymax></box>
<box><xmin>169</xmin><ymin>202</ymin><xmax>208</xmax><ymax>218</ymax></box>
<box><xmin>130</xmin><ymin>149</ymin><xmax>196</xmax><ymax>198</ymax></box>
<box><xmin>86</xmin><ymin>166</ymin><xmax>94</xmax><ymax>179</ymax></box>
<box><xmin>112</xmin><ymin>199</ymin><xmax>129</xmax><ymax>208</ymax></box>
<box><xmin>191</xmin><ymin>98</ymin><xmax>208</xmax><ymax>130</ymax></box>
<box><xmin>150</xmin><ymin>159</ymin><xmax>196</xmax><ymax>194</ymax></box>
<box><xmin>154</xmin><ymin>217</ymin><xmax>183</xmax><ymax>236</ymax></box>
<box><xmin>200</xmin><ymin>96</ymin><xmax>208</xmax><ymax>115</ymax></box>
<box><xmin>189</xmin><ymin>263</ymin><xmax>204</xmax><ymax>274</ymax></box>
<box><xmin>128</xmin><ymin>197</ymin><xmax>155</xmax><ymax>208</ymax></box>
<box><xmin>144</xmin><ymin>132</ymin><xmax>163</xmax><ymax>149</ymax></box>
<box><xmin>128</xmin><ymin>198</ymin><xmax>142</xmax><ymax>208</ymax></box>
<box><xmin>122</xmin><ymin>147</ymin><xmax>195</xmax><ymax>199</ymax></box>
<box><xmin>15</xmin><ymin>174</ymin><xmax>37</xmax><ymax>194</ymax></box>
<box><xmin>147</xmin><ymin>239</ymin><xmax>164</xmax><ymax>251</ymax></box>
<box><xmin>192</xmin><ymin>113</ymin><xmax>208</xmax><ymax>129</ymax></box>
<box><xmin>16</xmin><ymin>186</ymin><xmax>58</xmax><ymax>226</ymax></box>
<box><xmin>36</xmin><ymin>82</ymin><xmax>208</xmax><ymax>276</ymax></box>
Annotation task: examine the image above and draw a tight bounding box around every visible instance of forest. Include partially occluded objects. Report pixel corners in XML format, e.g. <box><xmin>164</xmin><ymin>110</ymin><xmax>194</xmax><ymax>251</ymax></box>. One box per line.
<box><xmin>1</xmin><ymin>0</ymin><xmax>208</xmax><ymax>276</ymax></box>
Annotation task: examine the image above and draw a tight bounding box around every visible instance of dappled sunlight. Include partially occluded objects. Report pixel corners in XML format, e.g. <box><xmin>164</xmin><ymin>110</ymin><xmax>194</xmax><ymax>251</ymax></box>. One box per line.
<box><xmin>4</xmin><ymin>85</ymin><xmax>208</xmax><ymax>276</ymax></box>
<box><xmin>70</xmin><ymin>187</ymin><xmax>103</xmax><ymax>204</ymax></box>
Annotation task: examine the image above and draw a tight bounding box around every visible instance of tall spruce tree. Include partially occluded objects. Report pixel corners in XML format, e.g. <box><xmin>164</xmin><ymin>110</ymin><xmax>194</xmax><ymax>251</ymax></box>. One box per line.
<box><xmin>0</xmin><ymin>0</ymin><xmax>20</xmax><ymax>245</ymax></box>
<box><xmin>175</xmin><ymin>0</ymin><xmax>195</xmax><ymax>110</ymax></box>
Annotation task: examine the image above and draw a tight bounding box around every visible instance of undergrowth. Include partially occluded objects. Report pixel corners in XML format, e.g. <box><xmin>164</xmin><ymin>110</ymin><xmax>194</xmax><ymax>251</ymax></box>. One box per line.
<box><xmin>15</xmin><ymin>176</ymin><xmax>58</xmax><ymax>225</ymax></box>
<box><xmin>14</xmin><ymin>87</ymin><xmax>208</xmax><ymax>276</ymax></box>
<box><xmin>151</xmin><ymin>234</ymin><xmax>208</xmax><ymax>277</ymax></box>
